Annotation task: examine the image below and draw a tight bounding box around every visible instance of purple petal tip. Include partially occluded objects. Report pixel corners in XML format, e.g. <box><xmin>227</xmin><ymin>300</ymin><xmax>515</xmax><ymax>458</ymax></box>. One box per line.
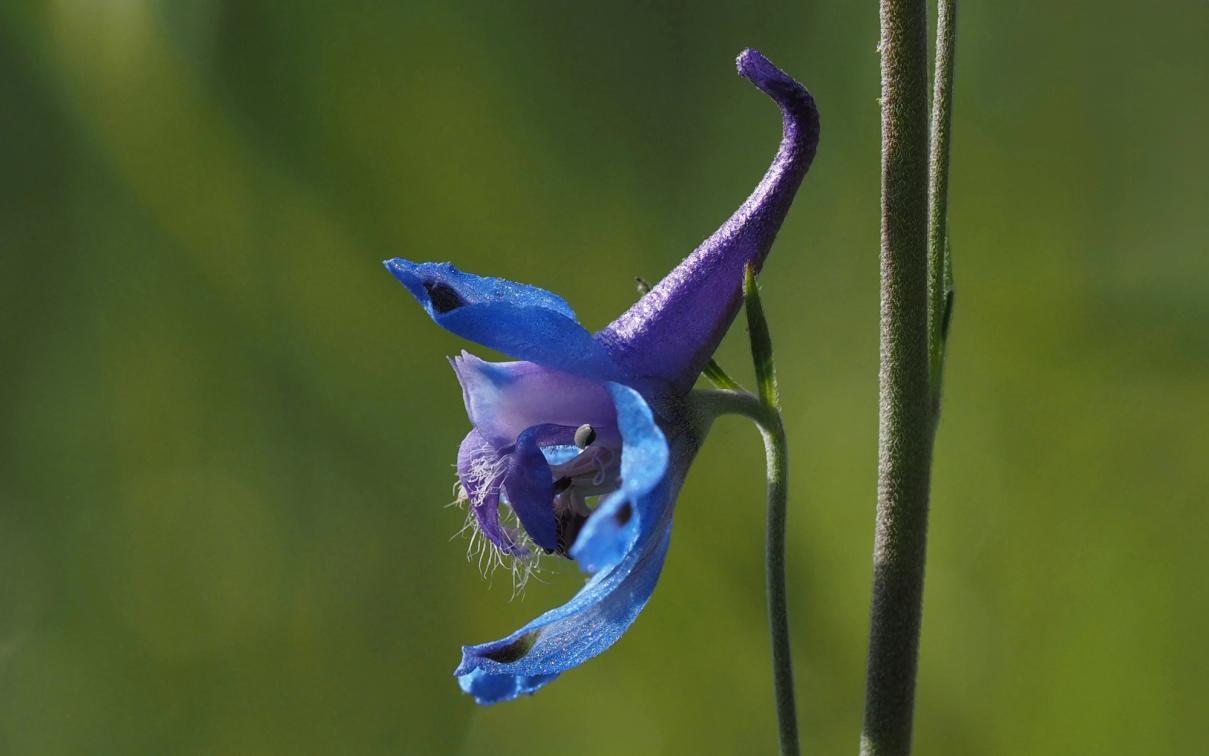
<box><xmin>735</xmin><ymin>48</ymin><xmax>814</xmax><ymax>117</ymax></box>
<box><xmin>736</xmin><ymin>48</ymin><xmax>773</xmax><ymax>82</ymax></box>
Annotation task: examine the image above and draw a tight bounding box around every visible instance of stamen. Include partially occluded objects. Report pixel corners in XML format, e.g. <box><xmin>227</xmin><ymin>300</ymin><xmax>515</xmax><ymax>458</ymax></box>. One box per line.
<box><xmin>591</xmin><ymin>447</ymin><xmax>613</xmax><ymax>486</ymax></box>
<box><xmin>549</xmin><ymin>445</ymin><xmax>617</xmax><ymax>490</ymax></box>
<box><xmin>574</xmin><ymin>423</ymin><xmax>597</xmax><ymax>449</ymax></box>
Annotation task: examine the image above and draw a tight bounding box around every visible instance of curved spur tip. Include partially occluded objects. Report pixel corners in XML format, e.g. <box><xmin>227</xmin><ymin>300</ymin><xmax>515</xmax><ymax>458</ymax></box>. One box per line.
<box><xmin>737</xmin><ymin>48</ymin><xmax>786</xmax><ymax>87</ymax></box>
<box><xmin>734</xmin><ymin>48</ymin><xmax>818</xmax><ymax>146</ymax></box>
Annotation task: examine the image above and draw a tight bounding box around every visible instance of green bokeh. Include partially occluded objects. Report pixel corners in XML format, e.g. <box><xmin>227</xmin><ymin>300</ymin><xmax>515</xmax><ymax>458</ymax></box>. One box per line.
<box><xmin>2</xmin><ymin>2</ymin><xmax>1207</xmax><ymax>754</ymax></box>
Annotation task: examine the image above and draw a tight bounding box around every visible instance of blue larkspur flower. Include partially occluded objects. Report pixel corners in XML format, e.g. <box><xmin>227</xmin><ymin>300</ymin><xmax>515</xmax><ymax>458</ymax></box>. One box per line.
<box><xmin>386</xmin><ymin>49</ymin><xmax>818</xmax><ymax>704</ymax></box>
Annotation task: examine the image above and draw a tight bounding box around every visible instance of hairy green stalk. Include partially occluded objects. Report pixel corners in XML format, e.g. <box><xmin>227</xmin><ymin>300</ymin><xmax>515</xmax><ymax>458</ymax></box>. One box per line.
<box><xmin>860</xmin><ymin>0</ymin><xmax>939</xmax><ymax>753</ymax></box>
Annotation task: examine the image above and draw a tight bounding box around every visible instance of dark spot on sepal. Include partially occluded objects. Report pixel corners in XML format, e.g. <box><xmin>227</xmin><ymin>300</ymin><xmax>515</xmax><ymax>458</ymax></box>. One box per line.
<box><xmin>423</xmin><ymin>281</ymin><xmax>464</xmax><ymax>314</ymax></box>
<box><xmin>614</xmin><ymin>502</ymin><xmax>633</xmax><ymax>526</ymax></box>
<box><xmin>480</xmin><ymin>630</ymin><xmax>541</xmax><ymax>663</ymax></box>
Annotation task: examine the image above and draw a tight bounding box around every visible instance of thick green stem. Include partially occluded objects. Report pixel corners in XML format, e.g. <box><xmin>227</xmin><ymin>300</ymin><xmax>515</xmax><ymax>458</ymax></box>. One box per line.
<box><xmin>861</xmin><ymin>0</ymin><xmax>934</xmax><ymax>753</ymax></box>
<box><xmin>927</xmin><ymin>0</ymin><xmax>958</xmax><ymax>415</ymax></box>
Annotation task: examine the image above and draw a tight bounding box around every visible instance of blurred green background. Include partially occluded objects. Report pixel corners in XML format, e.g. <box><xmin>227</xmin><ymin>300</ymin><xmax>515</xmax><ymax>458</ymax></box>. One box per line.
<box><xmin>2</xmin><ymin>1</ymin><xmax>1207</xmax><ymax>754</ymax></box>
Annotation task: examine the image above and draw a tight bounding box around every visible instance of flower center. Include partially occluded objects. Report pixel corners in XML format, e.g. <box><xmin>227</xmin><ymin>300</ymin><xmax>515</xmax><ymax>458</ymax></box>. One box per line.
<box><xmin>547</xmin><ymin>425</ymin><xmax>621</xmax><ymax>556</ymax></box>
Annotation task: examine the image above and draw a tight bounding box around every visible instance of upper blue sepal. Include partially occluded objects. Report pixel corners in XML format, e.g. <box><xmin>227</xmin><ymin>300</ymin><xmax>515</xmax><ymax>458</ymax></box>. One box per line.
<box><xmin>385</xmin><ymin>259</ymin><xmax>621</xmax><ymax>379</ymax></box>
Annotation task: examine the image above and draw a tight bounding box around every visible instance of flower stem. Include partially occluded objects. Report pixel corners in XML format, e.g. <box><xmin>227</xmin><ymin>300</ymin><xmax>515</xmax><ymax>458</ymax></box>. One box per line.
<box><xmin>762</xmin><ymin>413</ymin><xmax>795</xmax><ymax>755</ymax></box>
<box><xmin>927</xmin><ymin>0</ymin><xmax>958</xmax><ymax>416</ymax></box>
<box><xmin>861</xmin><ymin>0</ymin><xmax>937</xmax><ymax>753</ymax></box>
<box><xmin>743</xmin><ymin>266</ymin><xmax>798</xmax><ymax>756</ymax></box>
<box><xmin>689</xmin><ymin>389</ymin><xmax>796</xmax><ymax>755</ymax></box>
<box><xmin>690</xmin><ymin>266</ymin><xmax>798</xmax><ymax>755</ymax></box>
